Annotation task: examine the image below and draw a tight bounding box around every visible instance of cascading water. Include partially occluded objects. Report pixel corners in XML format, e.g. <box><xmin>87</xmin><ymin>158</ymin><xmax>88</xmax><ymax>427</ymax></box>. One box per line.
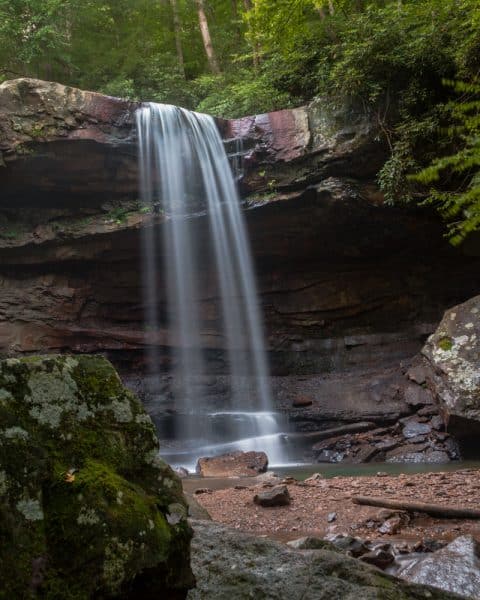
<box><xmin>136</xmin><ymin>103</ymin><xmax>288</xmax><ymax>470</ymax></box>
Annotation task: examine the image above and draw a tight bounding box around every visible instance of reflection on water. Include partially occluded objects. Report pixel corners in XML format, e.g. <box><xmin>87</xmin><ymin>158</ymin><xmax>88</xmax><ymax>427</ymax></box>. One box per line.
<box><xmin>274</xmin><ymin>461</ymin><xmax>480</xmax><ymax>480</ymax></box>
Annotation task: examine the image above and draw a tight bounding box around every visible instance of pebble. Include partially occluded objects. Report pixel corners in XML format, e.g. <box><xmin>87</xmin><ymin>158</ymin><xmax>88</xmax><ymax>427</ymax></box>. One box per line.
<box><xmin>327</xmin><ymin>512</ymin><xmax>337</xmax><ymax>523</ymax></box>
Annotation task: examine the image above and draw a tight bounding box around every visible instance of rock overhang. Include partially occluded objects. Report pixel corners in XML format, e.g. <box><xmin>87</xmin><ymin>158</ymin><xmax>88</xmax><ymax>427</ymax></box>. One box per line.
<box><xmin>0</xmin><ymin>77</ymin><xmax>385</xmax><ymax>206</ymax></box>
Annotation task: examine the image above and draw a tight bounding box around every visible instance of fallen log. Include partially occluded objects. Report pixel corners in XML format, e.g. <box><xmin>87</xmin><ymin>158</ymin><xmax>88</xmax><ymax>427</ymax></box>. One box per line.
<box><xmin>352</xmin><ymin>496</ymin><xmax>480</xmax><ymax>519</ymax></box>
<box><xmin>283</xmin><ymin>422</ymin><xmax>376</xmax><ymax>446</ymax></box>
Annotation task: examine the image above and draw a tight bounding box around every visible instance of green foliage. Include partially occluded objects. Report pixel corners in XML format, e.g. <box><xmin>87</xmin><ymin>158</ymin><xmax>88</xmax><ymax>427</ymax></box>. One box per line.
<box><xmin>196</xmin><ymin>69</ymin><xmax>293</xmax><ymax>118</ymax></box>
<box><xmin>1</xmin><ymin>0</ymin><xmax>480</xmax><ymax>239</ymax></box>
<box><xmin>414</xmin><ymin>80</ymin><xmax>480</xmax><ymax>245</ymax></box>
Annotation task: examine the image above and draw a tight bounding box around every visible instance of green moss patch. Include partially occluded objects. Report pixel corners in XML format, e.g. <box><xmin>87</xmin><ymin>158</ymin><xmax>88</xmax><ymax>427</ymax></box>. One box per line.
<box><xmin>438</xmin><ymin>336</ymin><xmax>453</xmax><ymax>351</ymax></box>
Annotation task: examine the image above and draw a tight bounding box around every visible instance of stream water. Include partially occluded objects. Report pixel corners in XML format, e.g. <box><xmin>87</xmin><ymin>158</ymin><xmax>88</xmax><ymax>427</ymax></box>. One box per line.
<box><xmin>182</xmin><ymin>460</ymin><xmax>480</xmax><ymax>492</ymax></box>
<box><xmin>136</xmin><ymin>103</ymin><xmax>288</xmax><ymax>470</ymax></box>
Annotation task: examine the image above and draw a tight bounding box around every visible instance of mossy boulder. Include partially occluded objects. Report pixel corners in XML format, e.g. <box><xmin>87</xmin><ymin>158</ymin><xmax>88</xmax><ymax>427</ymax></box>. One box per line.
<box><xmin>0</xmin><ymin>354</ymin><xmax>194</xmax><ymax>599</ymax></box>
<box><xmin>422</xmin><ymin>295</ymin><xmax>480</xmax><ymax>454</ymax></box>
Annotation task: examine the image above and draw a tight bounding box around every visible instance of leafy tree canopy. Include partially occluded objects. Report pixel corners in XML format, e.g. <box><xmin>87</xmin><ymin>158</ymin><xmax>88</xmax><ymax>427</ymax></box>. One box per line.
<box><xmin>1</xmin><ymin>0</ymin><xmax>479</xmax><ymax>241</ymax></box>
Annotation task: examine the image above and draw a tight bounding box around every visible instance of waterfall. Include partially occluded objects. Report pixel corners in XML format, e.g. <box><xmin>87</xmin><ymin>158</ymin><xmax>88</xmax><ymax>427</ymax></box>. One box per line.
<box><xmin>136</xmin><ymin>103</ymin><xmax>287</xmax><ymax>470</ymax></box>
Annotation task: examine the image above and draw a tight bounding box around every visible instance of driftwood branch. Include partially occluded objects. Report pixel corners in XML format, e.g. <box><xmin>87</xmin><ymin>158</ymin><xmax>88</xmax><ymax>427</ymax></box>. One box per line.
<box><xmin>352</xmin><ymin>496</ymin><xmax>480</xmax><ymax>519</ymax></box>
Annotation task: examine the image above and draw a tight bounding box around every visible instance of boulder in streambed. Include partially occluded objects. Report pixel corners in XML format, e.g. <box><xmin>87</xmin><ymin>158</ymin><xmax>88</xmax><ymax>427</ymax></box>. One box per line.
<box><xmin>196</xmin><ymin>450</ymin><xmax>268</xmax><ymax>477</ymax></box>
<box><xmin>396</xmin><ymin>536</ymin><xmax>480</xmax><ymax>598</ymax></box>
<box><xmin>253</xmin><ymin>484</ymin><xmax>291</xmax><ymax>507</ymax></box>
<box><xmin>188</xmin><ymin>520</ymin><xmax>462</xmax><ymax>599</ymax></box>
<box><xmin>0</xmin><ymin>355</ymin><xmax>193</xmax><ymax>599</ymax></box>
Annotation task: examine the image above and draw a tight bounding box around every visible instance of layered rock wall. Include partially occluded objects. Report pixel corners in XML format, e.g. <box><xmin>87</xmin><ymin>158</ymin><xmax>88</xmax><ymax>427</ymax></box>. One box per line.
<box><xmin>1</xmin><ymin>79</ymin><xmax>480</xmax><ymax>447</ymax></box>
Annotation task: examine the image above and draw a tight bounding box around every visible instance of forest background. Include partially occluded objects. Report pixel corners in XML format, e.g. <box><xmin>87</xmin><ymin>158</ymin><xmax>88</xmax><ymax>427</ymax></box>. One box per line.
<box><xmin>1</xmin><ymin>0</ymin><xmax>479</xmax><ymax>242</ymax></box>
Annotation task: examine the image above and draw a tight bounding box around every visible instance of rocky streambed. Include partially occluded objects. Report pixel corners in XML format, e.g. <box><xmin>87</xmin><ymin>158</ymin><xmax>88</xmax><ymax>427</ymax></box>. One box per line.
<box><xmin>2</xmin><ymin>353</ymin><xmax>469</xmax><ymax>599</ymax></box>
<box><xmin>189</xmin><ymin>468</ymin><xmax>480</xmax><ymax>598</ymax></box>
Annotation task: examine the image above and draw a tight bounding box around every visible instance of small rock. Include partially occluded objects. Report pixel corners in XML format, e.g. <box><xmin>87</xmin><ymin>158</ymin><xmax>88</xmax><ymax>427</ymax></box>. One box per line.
<box><xmin>402</xmin><ymin>419</ymin><xmax>432</xmax><ymax>439</ymax></box>
<box><xmin>360</xmin><ymin>548</ymin><xmax>395</xmax><ymax>569</ymax></box>
<box><xmin>444</xmin><ymin>437</ymin><xmax>461</xmax><ymax>459</ymax></box>
<box><xmin>417</xmin><ymin>405</ymin><xmax>439</xmax><ymax>417</ymax></box>
<box><xmin>304</xmin><ymin>472</ymin><xmax>324</xmax><ymax>483</ymax></box>
<box><xmin>256</xmin><ymin>471</ymin><xmax>279</xmax><ymax>481</ymax></box>
<box><xmin>174</xmin><ymin>466</ymin><xmax>190</xmax><ymax>478</ymax></box>
<box><xmin>407</xmin><ymin>365</ymin><xmax>428</xmax><ymax>385</ymax></box>
<box><xmin>422</xmin><ymin>539</ymin><xmax>448</xmax><ymax>553</ymax></box>
<box><xmin>387</xmin><ymin>452</ymin><xmax>426</xmax><ymax>464</ymax></box>
<box><xmin>407</xmin><ymin>435</ymin><xmax>428</xmax><ymax>444</ymax></box>
<box><xmin>327</xmin><ymin>512</ymin><xmax>337</xmax><ymax>523</ymax></box>
<box><xmin>430</xmin><ymin>415</ymin><xmax>444</xmax><ymax>431</ymax></box>
<box><xmin>194</xmin><ymin>488</ymin><xmax>213</xmax><ymax>495</ymax></box>
<box><xmin>424</xmin><ymin>450</ymin><xmax>450</xmax><ymax>463</ymax></box>
<box><xmin>378</xmin><ymin>516</ymin><xmax>404</xmax><ymax>535</ymax></box>
<box><xmin>350</xmin><ymin>445</ymin><xmax>379</xmax><ymax>463</ymax></box>
<box><xmin>253</xmin><ymin>485</ymin><xmax>291</xmax><ymax>507</ymax></box>
<box><xmin>404</xmin><ymin>385</ymin><xmax>434</xmax><ymax>407</ymax></box>
<box><xmin>376</xmin><ymin>509</ymin><xmax>397</xmax><ymax>520</ymax></box>
<box><xmin>375</xmin><ymin>438</ymin><xmax>399</xmax><ymax>451</ymax></box>
<box><xmin>292</xmin><ymin>395</ymin><xmax>313</xmax><ymax>408</ymax></box>
<box><xmin>315</xmin><ymin>449</ymin><xmax>346</xmax><ymax>463</ymax></box>
<box><xmin>328</xmin><ymin>535</ymin><xmax>369</xmax><ymax>558</ymax></box>
<box><xmin>376</xmin><ymin>471</ymin><xmax>388</xmax><ymax>477</ymax></box>
<box><xmin>287</xmin><ymin>537</ymin><xmax>337</xmax><ymax>551</ymax></box>
<box><xmin>386</xmin><ymin>443</ymin><xmax>428</xmax><ymax>462</ymax></box>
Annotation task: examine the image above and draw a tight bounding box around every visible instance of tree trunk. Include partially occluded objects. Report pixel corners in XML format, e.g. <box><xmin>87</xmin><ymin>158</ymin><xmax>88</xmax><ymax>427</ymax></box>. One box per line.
<box><xmin>241</xmin><ymin>0</ymin><xmax>259</xmax><ymax>69</ymax></box>
<box><xmin>170</xmin><ymin>0</ymin><xmax>186</xmax><ymax>78</ymax></box>
<box><xmin>231</xmin><ymin>0</ymin><xmax>241</xmax><ymax>41</ymax></box>
<box><xmin>328</xmin><ymin>0</ymin><xmax>335</xmax><ymax>16</ymax></box>
<box><xmin>352</xmin><ymin>496</ymin><xmax>480</xmax><ymax>519</ymax></box>
<box><xmin>195</xmin><ymin>0</ymin><xmax>221</xmax><ymax>74</ymax></box>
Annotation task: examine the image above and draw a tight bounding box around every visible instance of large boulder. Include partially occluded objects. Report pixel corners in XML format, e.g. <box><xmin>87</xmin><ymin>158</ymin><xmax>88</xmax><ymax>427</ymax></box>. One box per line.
<box><xmin>0</xmin><ymin>355</ymin><xmax>193</xmax><ymax>599</ymax></box>
<box><xmin>196</xmin><ymin>451</ymin><xmax>268</xmax><ymax>477</ymax></box>
<box><xmin>188</xmin><ymin>520</ymin><xmax>461</xmax><ymax>599</ymax></box>
<box><xmin>397</xmin><ymin>536</ymin><xmax>480</xmax><ymax>598</ymax></box>
<box><xmin>422</xmin><ymin>295</ymin><xmax>480</xmax><ymax>453</ymax></box>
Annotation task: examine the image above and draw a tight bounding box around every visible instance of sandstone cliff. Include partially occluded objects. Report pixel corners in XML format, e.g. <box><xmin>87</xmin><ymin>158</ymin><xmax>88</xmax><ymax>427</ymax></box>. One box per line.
<box><xmin>1</xmin><ymin>78</ymin><xmax>479</xmax><ymax>456</ymax></box>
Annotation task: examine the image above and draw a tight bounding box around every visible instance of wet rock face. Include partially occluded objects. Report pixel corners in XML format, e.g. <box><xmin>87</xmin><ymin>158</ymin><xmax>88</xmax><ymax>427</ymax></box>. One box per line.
<box><xmin>422</xmin><ymin>295</ymin><xmax>480</xmax><ymax>454</ymax></box>
<box><xmin>188</xmin><ymin>520</ymin><xmax>460</xmax><ymax>599</ymax></box>
<box><xmin>1</xmin><ymin>78</ymin><xmax>480</xmax><ymax>454</ymax></box>
<box><xmin>0</xmin><ymin>355</ymin><xmax>193</xmax><ymax>599</ymax></box>
<box><xmin>223</xmin><ymin>97</ymin><xmax>385</xmax><ymax>194</ymax></box>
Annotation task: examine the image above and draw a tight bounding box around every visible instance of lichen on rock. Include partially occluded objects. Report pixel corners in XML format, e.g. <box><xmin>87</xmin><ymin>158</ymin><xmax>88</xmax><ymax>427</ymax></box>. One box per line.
<box><xmin>0</xmin><ymin>354</ymin><xmax>194</xmax><ymax>599</ymax></box>
<box><xmin>422</xmin><ymin>295</ymin><xmax>480</xmax><ymax>452</ymax></box>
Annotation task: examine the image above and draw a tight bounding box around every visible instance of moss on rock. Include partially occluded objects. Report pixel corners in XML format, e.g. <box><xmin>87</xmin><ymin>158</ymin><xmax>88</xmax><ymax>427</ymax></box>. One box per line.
<box><xmin>0</xmin><ymin>354</ymin><xmax>193</xmax><ymax>599</ymax></box>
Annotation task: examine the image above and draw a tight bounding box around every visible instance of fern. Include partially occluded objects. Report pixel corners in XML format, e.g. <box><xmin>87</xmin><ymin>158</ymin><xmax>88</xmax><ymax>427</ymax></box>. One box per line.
<box><xmin>413</xmin><ymin>80</ymin><xmax>480</xmax><ymax>245</ymax></box>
